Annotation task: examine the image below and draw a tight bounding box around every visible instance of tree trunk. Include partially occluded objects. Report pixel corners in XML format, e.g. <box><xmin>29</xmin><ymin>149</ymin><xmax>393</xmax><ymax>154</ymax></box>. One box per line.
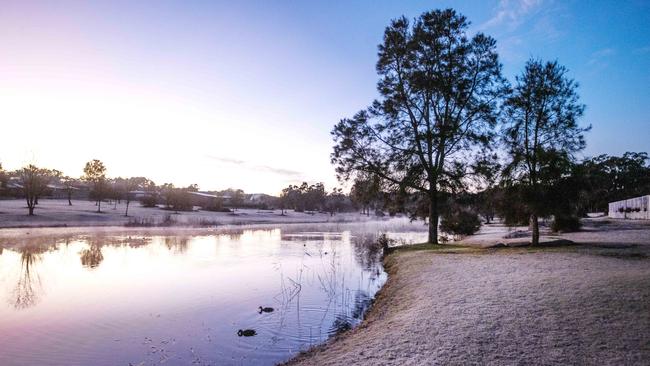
<box><xmin>26</xmin><ymin>195</ymin><xmax>35</xmax><ymax>215</ymax></box>
<box><xmin>125</xmin><ymin>201</ymin><xmax>130</xmax><ymax>217</ymax></box>
<box><xmin>68</xmin><ymin>191</ymin><xmax>72</xmax><ymax>206</ymax></box>
<box><xmin>428</xmin><ymin>190</ymin><xmax>439</xmax><ymax>244</ymax></box>
<box><xmin>530</xmin><ymin>214</ymin><xmax>540</xmax><ymax>246</ymax></box>
<box><xmin>97</xmin><ymin>200</ymin><xmax>102</xmax><ymax>213</ymax></box>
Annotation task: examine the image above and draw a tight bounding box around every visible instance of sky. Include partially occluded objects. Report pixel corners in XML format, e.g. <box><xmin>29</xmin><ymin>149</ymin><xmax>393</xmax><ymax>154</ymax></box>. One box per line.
<box><xmin>0</xmin><ymin>0</ymin><xmax>648</xmax><ymax>195</ymax></box>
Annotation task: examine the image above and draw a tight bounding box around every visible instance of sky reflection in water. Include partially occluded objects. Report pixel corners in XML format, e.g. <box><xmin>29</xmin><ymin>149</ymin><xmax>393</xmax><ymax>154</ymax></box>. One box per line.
<box><xmin>0</xmin><ymin>221</ymin><xmax>427</xmax><ymax>365</ymax></box>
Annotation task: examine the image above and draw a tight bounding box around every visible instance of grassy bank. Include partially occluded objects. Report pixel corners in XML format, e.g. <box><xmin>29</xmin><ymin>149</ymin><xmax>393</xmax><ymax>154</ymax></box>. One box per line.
<box><xmin>284</xmin><ymin>239</ymin><xmax>650</xmax><ymax>365</ymax></box>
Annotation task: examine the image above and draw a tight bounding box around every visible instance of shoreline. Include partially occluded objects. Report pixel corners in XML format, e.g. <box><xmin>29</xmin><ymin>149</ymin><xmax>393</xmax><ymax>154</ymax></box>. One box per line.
<box><xmin>0</xmin><ymin>198</ymin><xmax>399</xmax><ymax>240</ymax></box>
<box><xmin>0</xmin><ymin>198</ymin><xmax>378</xmax><ymax>226</ymax></box>
<box><xmin>283</xmin><ymin>223</ymin><xmax>650</xmax><ymax>365</ymax></box>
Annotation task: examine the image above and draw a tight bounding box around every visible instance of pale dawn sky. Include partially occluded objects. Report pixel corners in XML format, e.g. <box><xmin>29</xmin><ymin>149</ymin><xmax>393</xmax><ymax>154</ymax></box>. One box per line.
<box><xmin>1</xmin><ymin>0</ymin><xmax>648</xmax><ymax>194</ymax></box>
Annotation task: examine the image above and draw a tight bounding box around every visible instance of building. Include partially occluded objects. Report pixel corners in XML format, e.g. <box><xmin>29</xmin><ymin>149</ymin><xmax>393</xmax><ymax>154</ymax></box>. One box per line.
<box><xmin>188</xmin><ymin>191</ymin><xmax>225</xmax><ymax>209</ymax></box>
<box><xmin>608</xmin><ymin>195</ymin><xmax>650</xmax><ymax>220</ymax></box>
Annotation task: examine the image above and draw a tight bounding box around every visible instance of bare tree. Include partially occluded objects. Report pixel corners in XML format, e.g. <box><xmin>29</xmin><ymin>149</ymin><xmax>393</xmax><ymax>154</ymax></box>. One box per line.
<box><xmin>19</xmin><ymin>165</ymin><xmax>52</xmax><ymax>216</ymax></box>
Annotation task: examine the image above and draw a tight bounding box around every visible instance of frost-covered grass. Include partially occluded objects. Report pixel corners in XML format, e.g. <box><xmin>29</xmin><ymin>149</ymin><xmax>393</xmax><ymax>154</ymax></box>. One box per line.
<box><xmin>286</xmin><ymin>224</ymin><xmax>650</xmax><ymax>366</ymax></box>
<box><xmin>0</xmin><ymin>198</ymin><xmax>379</xmax><ymax>229</ymax></box>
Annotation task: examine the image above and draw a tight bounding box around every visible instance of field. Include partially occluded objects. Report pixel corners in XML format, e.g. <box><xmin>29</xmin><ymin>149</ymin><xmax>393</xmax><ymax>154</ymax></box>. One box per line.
<box><xmin>0</xmin><ymin>198</ymin><xmax>372</xmax><ymax>229</ymax></box>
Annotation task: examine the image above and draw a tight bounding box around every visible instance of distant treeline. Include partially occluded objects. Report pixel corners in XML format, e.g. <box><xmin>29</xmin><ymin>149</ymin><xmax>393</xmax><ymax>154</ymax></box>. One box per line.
<box><xmin>0</xmin><ymin>159</ymin><xmax>360</xmax><ymax>216</ymax></box>
<box><xmin>341</xmin><ymin>152</ymin><xmax>650</xmax><ymax>232</ymax></box>
<box><xmin>0</xmin><ymin>159</ymin><xmax>275</xmax><ymax>216</ymax></box>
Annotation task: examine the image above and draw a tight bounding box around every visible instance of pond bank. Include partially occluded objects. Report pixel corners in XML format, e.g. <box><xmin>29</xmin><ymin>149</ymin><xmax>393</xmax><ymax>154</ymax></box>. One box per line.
<box><xmin>284</xmin><ymin>240</ymin><xmax>650</xmax><ymax>365</ymax></box>
<box><xmin>0</xmin><ymin>198</ymin><xmax>381</xmax><ymax>230</ymax></box>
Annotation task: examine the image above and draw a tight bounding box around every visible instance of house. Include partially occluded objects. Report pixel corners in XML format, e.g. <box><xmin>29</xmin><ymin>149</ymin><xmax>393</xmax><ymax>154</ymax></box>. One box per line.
<box><xmin>608</xmin><ymin>195</ymin><xmax>650</xmax><ymax>220</ymax></box>
<box><xmin>247</xmin><ymin>193</ymin><xmax>278</xmax><ymax>209</ymax></box>
<box><xmin>47</xmin><ymin>183</ymin><xmax>88</xmax><ymax>200</ymax></box>
<box><xmin>129</xmin><ymin>190</ymin><xmax>157</xmax><ymax>200</ymax></box>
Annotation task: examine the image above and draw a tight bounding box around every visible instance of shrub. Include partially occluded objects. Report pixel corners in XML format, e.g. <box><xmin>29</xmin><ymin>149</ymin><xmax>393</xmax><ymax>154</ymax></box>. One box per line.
<box><xmin>440</xmin><ymin>209</ymin><xmax>481</xmax><ymax>236</ymax></box>
<box><xmin>203</xmin><ymin>204</ymin><xmax>231</xmax><ymax>212</ymax></box>
<box><xmin>163</xmin><ymin>189</ymin><xmax>193</xmax><ymax>212</ymax></box>
<box><xmin>624</xmin><ymin>207</ymin><xmax>632</xmax><ymax>213</ymax></box>
<box><xmin>376</xmin><ymin>233</ymin><xmax>395</xmax><ymax>250</ymax></box>
<box><xmin>551</xmin><ymin>215</ymin><xmax>581</xmax><ymax>232</ymax></box>
<box><xmin>160</xmin><ymin>214</ymin><xmax>176</xmax><ymax>226</ymax></box>
<box><xmin>140</xmin><ymin>195</ymin><xmax>158</xmax><ymax>208</ymax></box>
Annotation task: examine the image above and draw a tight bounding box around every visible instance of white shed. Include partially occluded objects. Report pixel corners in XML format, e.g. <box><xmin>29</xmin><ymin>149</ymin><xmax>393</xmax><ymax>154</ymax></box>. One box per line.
<box><xmin>608</xmin><ymin>195</ymin><xmax>650</xmax><ymax>220</ymax></box>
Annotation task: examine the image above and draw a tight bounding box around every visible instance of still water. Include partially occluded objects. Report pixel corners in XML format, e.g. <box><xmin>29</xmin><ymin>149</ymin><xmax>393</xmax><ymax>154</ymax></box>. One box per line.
<box><xmin>0</xmin><ymin>220</ymin><xmax>426</xmax><ymax>365</ymax></box>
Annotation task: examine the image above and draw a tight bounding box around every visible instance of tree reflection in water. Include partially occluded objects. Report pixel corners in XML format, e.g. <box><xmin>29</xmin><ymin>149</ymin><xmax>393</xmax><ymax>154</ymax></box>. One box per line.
<box><xmin>80</xmin><ymin>244</ymin><xmax>104</xmax><ymax>269</ymax></box>
<box><xmin>350</xmin><ymin>233</ymin><xmax>383</xmax><ymax>272</ymax></box>
<box><xmin>164</xmin><ymin>236</ymin><xmax>189</xmax><ymax>253</ymax></box>
<box><xmin>11</xmin><ymin>246</ymin><xmax>44</xmax><ymax>310</ymax></box>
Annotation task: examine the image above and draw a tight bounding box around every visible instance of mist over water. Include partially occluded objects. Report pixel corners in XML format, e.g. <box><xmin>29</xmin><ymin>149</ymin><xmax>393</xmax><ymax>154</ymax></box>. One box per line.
<box><xmin>0</xmin><ymin>220</ymin><xmax>427</xmax><ymax>365</ymax></box>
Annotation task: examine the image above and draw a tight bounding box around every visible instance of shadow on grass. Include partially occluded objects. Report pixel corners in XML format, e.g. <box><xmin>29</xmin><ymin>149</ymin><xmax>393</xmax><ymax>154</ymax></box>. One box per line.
<box><xmin>386</xmin><ymin>242</ymin><xmax>481</xmax><ymax>255</ymax></box>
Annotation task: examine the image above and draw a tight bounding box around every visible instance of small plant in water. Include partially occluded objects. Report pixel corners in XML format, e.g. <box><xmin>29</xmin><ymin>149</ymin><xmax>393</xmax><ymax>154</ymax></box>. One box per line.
<box><xmin>377</xmin><ymin>233</ymin><xmax>395</xmax><ymax>251</ymax></box>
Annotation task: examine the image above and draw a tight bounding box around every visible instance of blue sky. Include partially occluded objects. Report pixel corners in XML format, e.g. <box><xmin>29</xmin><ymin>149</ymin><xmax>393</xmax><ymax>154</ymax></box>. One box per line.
<box><xmin>0</xmin><ymin>0</ymin><xmax>648</xmax><ymax>193</ymax></box>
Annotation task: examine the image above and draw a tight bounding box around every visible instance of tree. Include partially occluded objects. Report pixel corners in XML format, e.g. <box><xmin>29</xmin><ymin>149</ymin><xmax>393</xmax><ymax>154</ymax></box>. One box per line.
<box><xmin>576</xmin><ymin>152</ymin><xmax>650</xmax><ymax>212</ymax></box>
<box><xmin>280</xmin><ymin>185</ymin><xmax>301</xmax><ymax>214</ymax></box>
<box><xmin>140</xmin><ymin>179</ymin><xmax>159</xmax><ymax>208</ymax></box>
<box><xmin>161</xmin><ymin>183</ymin><xmax>193</xmax><ymax>213</ymax></box>
<box><xmin>18</xmin><ymin>165</ymin><xmax>52</xmax><ymax>215</ymax></box>
<box><xmin>279</xmin><ymin>182</ymin><xmax>328</xmax><ymax>213</ymax></box>
<box><xmin>440</xmin><ymin>207</ymin><xmax>481</xmax><ymax>238</ymax></box>
<box><xmin>502</xmin><ymin>59</ymin><xmax>589</xmax><ymax>245</ymax></box>
<box><xmin>331</xmin><ymin>9</ymin><xmax>506</xmax><ymax>243</ymax></box>
<box><xmin>304</xmin><ymin>182</ymin><xmax>326</xmax><ymax>212</ymax></box>
<box><xmin>83</xmin><ymin>159</ymin><xmax>107</xmax><ymax>213</ymax></box>
<box><xmin>161</xmin><ymin>183</ymin><xmax>176</xmax><ymax>209</ymax></box>
<box><xmin>279</xmin><ymin>187</ymin><xmax>291</xmax><ymax>215</ymax></box>
<box><xmin>325</xmin><ymin>188</ymin><xmax>346</xmax><ymax>216</ymax></box>
<box><xmin>350</xmin><ymin>175</ymin><xmax>382</xmax><ymax>216</ymax></box>
<box><xmin>109</xmin><ymin>177</ymin><xmax>125</xmax><ymax>210</ymax></box>
<box><xmin>60</xmin><ymin>176</ymin><xmax>77</xmax><ymax>206</ymax></box>
<box><xmin>124</xmin><ymin>177</ymin><xmax>152</xmax><ymax>217</ymax></box>
<box><xmin>229</xmin><ymin>189</ymin><xmax>244</xmax><ymax>210</ymax></box>
<box><xmin>0</xmin><ymin>162</ymin><xmax>7</xmax><ymax>198</ymax></box>
<box><xmin>470</xmin><ymin>155</ymin><xmax>501</xmax><ymax>223</ymax></box>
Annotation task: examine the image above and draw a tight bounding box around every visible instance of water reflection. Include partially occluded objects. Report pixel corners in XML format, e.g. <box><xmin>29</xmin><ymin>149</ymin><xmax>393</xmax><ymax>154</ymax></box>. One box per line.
<box><xmin>80</xmin><ymin>244</ymin><xmax>104</xmax><ymax>268</ymax></box>
<box><xmin>11</xmin><ymin>246</ymin><xmax>44</xmax><ymax>310</ymax></box>
<box><xmin>163</xmin><ymin>236</ymin><xmax>189</xmax><ymax>253</ymax></box>
<box><xmin>351</xmin><ymin>233</ymin><xmax>384</xmax><ymax>271</ymax></box>
<box><xmin>0</xmin><ymin>220</ymin><xmax>427</xmax><ymax>366</ymax></box>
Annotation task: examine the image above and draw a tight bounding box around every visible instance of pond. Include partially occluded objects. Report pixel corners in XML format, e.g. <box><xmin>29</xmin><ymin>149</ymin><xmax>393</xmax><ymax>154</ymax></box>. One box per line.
<box><xmin>0</xmin><ymin>219</ymin><xmax>427</xmax><ymax>365</ymax></box>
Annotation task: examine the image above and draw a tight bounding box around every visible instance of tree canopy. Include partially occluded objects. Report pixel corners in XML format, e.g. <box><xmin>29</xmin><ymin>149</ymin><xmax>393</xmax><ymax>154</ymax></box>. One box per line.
<box><xmin>501</xmin><ymin>59</ymin><xmax>589</xmax><ymax>244</ymax></box>
<box><xmin>83</xmin><ymin>159</ymin><xmax>107</xmax><ymax>212</ymax></box>
<box><xmin>332</xmin><ymin>9</ymin><xmax>507</xmax><ymax>243</ymax></box>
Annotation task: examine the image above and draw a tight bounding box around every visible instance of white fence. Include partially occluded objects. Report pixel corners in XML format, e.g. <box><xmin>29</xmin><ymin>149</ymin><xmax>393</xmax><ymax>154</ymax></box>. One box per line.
<box><xmin>608</xmin><ymin>195</ymin><xmax>650</xmax><ymax>220</ymax></box>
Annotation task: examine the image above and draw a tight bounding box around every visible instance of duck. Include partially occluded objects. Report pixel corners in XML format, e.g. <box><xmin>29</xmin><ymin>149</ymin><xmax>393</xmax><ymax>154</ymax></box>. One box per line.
<box><xmin>258</xmin><ymin>306</ymin><xmax>274</xmax><ymax>313</ymax></box>
<box><xmin>237</xmin><ymin>329</ymin><xmax>256</xmax><ymax>337</ymax></box>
